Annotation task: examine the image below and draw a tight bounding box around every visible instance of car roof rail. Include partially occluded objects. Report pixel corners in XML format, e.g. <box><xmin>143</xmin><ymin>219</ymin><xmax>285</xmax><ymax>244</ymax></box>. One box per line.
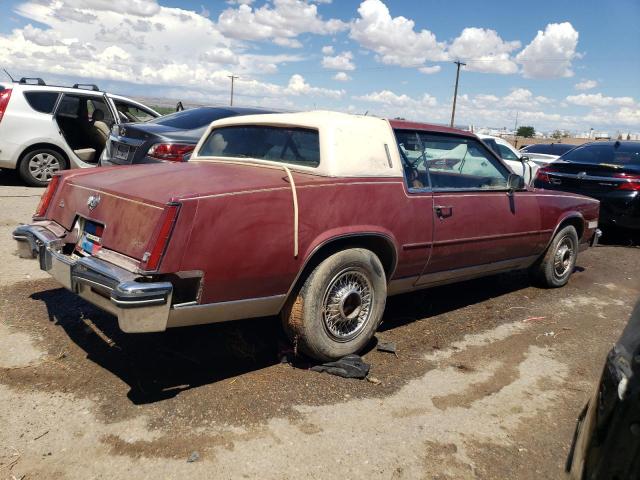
<box><xmin>19</xmin><ymin>77</ymin><xmax>46</xmax><ymax>86</ymax></box>
<box><xmin>73</xmin><ymin>83</ymin><xmax>100</xmax><ymax>92</ymax></box>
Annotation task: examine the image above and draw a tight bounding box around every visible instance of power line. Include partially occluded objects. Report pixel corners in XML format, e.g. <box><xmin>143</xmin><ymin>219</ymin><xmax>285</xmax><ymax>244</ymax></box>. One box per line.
<box><xmin>450</xmin><ymin>61</ymin><xmax>466</xmax><ymax>127</ymax></box>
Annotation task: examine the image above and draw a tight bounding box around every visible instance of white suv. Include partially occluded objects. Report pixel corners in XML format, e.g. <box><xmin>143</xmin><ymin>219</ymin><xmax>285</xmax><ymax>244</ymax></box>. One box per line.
<box><xmin>477</xmin><ymin>134</ymin><xmax>539</xmax><ymax>184</ymax></box>
<box><xmin>0</xmin><ymin>78</ymin><xmax>160</xmax><ymax>186</ymax></box>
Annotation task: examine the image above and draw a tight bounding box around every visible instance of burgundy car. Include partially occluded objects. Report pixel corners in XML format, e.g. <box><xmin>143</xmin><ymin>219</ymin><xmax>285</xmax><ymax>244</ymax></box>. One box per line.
<box><xmin>14</xmin><ymin>111</ymin><xmax>602</xmax><ymax>361</ymax></box>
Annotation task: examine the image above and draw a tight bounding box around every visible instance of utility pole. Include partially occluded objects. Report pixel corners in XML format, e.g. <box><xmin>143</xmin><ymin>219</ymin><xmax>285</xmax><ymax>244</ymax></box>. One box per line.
<box><xmin>513</xmin><ymin>111</ymin><xmax>519</xmax><ymax>148</ymax></box>
<box><xmin>228</xmin><ymin>75</ymin><xmax>239</xmax><ymax>106</ymax></box>
<box><xmin>450</xmin><ymin>61</ymin><xmax>466</xmax><ymax>128</ymax></box>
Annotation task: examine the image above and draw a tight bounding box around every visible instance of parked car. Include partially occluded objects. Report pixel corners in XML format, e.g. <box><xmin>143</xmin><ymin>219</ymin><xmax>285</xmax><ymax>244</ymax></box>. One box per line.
<box><xmin>0</xmin><ymin>78</ymin><xmax>160</xmax><ymax>186</ymax></box>
<box><xmin>13</xmin><ymin>111</ymin><xmax>601</xmax><ymax>361</ymax></box>
<box><xmin>534</xmin><ymin>141</ymin><xmax>640</xmax><ymax>231</ymax></box>
<box><xmin>519</xmin><ymin>143</ymin><xmax>576</xmax><ymax>164</ymax></box>
<box><xmin>566</xmin><ymin>300</ymin><xmax>640</xmax><ymax>479</ymax></box>
<box><xmin>477</xmin><ymin>134</ymin><xmax>538</xmax><ymax>184</ymax></box>
<box><xmin>100</xmin><ymin>106</ymin><xmax>276</xmax><ymax>166</ymax></box>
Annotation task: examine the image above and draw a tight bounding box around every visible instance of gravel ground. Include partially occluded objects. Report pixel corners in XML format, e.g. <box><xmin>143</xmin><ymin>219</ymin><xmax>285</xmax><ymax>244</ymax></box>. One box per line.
<box><xmin>0</xmin><ymin>171</ymin><xmax>639</xmax><ymax>479</ymax></box>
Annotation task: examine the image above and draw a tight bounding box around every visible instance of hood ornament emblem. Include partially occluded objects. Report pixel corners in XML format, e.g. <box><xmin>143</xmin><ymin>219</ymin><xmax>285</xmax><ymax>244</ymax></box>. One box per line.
<box><xmin>87</xmin><ymin>194</ymin><xmax>101</xmax><ymax>211</ymax></box>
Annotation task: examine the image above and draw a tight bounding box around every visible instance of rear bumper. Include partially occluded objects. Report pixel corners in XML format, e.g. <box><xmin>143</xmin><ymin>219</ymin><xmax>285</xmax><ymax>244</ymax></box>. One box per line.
<box><xmin>13</xmin><ymin>224</ymin><xmax>173</xmax><ymax>333</ymax></box>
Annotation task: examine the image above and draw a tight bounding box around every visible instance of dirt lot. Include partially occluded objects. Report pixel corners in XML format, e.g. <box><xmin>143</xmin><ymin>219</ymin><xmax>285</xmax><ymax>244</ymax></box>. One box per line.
<box><xmin>1</xmin><ymin>171</ymin><xmax>639</xmax><ymax>479</ymax></box>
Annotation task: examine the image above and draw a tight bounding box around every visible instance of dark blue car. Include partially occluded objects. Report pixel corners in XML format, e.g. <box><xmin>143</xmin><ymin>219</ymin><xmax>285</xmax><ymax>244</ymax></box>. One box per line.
<box><xmin>100</xmin><ymin>106</ymin><xmax>276</xmax><ymax>166</ymax></box>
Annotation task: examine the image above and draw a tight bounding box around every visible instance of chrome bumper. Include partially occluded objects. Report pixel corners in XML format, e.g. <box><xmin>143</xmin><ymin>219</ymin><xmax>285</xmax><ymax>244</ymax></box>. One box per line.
<box><xmin>13</xmin><ymin>224</ymin><xmax>173</xmax><ymax>333</ymax></box>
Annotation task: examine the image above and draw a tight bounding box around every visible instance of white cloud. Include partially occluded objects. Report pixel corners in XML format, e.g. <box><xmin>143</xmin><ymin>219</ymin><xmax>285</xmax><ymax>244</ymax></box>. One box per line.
<box><xmin>355</xmin><ymin>89</ymin><xmax>437</xmax><ymax>108</ymax></box>
<box><xmin>321</xmin><ymin>45</ymin><xmax>334</xmax><ymax>55</ymax></box>
<box><xmin>566</xmin><ymin>93</ymin><xmax>636</xmax><ymax>107</ymax></box>
<box><xmin>516</xmin><ymin>22</ymin><xmax>579</xmax><ymax>78</ymax></box>
<box><xmin>418</xmin><ymin>65</ymin><xmax>441</xmax><ymax>75</ymax></box>
<box><xmin>217</xmin><ymin>0</ymin><xmax>347</xmax><ymax>47</ymax></box>
<box><xmin>286</xmin><ymin>74</ymin><xmax>344</xmax><ymax>98</ymax></box>
<box><xmin>0</xmin><ymin>0</ymin><xmax>352</xmax><ymax>106</ymax></box>
<box><xmin>322</xmin><ymin>51</ymin><xmax>355</xmax><ymax>70</ymax></box>
<box><xmin>448</xmin><ymin>27</ymin><xmax>520</xmax><ymax>74</ymax></box>
<box><xmin>63</xmin><ymin>0</ymin><xmax>160</xmax><ymax>16</ymax></box>
<box><xmin>350</xmin><ymin>0</ymin><xmax>447</xmax><ymax>67</ymax></box>
<box><xmin>574</xmin><ymin>79</ymin><xmax>598</xmax><ymax>90</ymax></box>
<box><xmin>333</xmin><ymin>71</ymin><xmax>352</xmax><ymax>82</ymax></box>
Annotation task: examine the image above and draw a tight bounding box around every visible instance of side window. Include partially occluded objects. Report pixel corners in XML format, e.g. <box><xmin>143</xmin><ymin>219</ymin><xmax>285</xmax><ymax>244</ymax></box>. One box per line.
<box><xmin>56</xmin><ymin>95</ymin><xmax>80</xmax><ymax>118</ymax></box>
<box><xmin>24</xmin><ymin>91</ymin><xmax>59</xmax><ymax>114</ymax></box>
<box><xmin>423</xmin><ymin>134</ymin><xmax>510</xmax><ymax>190</ymax></box>
<box><xmin>86</xmin><ymin>98</ymin><xmax>114</xmax><ymax>126</ymax></box>
<box><xmin>113</xmin><ymin>100</ymin><xmax>156</xmax><ymax>122</ymax></box>
<box><xmin>497</xmin><ymin>144</ymin><xmax>519</xmax><ymax>161</ymax></box>
<box><xmin>394</xmin><ymin>129</ymin><xmax>429</xmax><ymax>190</ymax></box>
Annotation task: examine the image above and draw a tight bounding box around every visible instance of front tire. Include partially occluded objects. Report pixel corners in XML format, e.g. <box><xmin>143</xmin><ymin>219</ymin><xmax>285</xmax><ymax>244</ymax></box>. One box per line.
<box><xmin>282</xmin><ymin>248</ymin><xmax>387</xmax><ymax>361</ymax></box>
<box><xmin>18</xmin><ymin>148</ymin><xmax>67</xmax><ymax>187</ymax></box>
<box><xmin>530</xmin><ymin>225</ymin><xmax>579</xmax><ymax>288</ymax></box>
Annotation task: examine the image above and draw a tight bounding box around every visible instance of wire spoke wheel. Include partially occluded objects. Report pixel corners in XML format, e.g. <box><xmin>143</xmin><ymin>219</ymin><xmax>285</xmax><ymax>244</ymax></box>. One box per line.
<box><xmin>322</xmin><ymin>268</ymin><xmax>373</xmax><ymax>342</ymax></box>
<box><xmin>553</xmin><ymin>235</ymin><xmax>575</xmax><ymax>278</ymax></box>
<box><xmin>28</xmin><ymin>153</ymin><xmax>61</xmax><ymax>182</ymax></box>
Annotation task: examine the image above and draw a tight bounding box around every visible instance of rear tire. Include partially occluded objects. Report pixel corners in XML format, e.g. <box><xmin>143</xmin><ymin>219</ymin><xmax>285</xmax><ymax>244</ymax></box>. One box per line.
<box><xmin>530</xmin><ymin>225</ymin><xmax>579</xmax><ymax>288</ymax></box>
<box><xmin>282</xmin><ymin>248</ymin><xmax>387</xmax><ymax>362</ymax></box>
<box><xmin>18</xmin><ymin>148</ymin><xmax>67</xmax><ymax>187</ymax></box>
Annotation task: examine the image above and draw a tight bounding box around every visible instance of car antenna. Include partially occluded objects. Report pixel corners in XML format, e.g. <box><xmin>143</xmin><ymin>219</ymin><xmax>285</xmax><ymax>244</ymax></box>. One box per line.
<box><xmin>2</xmin><ymin>68</ymin><xmax>15</xmax><ymax>82</ymax></box>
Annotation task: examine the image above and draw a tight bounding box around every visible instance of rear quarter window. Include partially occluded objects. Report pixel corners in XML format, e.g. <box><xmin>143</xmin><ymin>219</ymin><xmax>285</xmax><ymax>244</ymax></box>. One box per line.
<box><xmin>24</xmin><ymin>91</ymin><xmax>60</xmax><ymax>114</ymax></box>
<box><xmin>199</xmin><ymin>126</ymin><xmax>320</xmax><ymax>168</ymax></box>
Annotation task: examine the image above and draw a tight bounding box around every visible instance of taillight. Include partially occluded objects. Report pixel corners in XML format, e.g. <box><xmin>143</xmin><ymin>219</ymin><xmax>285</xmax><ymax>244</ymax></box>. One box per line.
<box><xmin>615</xmin><ymin>173</ymin><xmax>640</xmax><ymax>191</ymax></box>
<box><xmin>535</xmin><ymin>166</ymin><xmax>556</xmax><ymax>183</ymax></box>
<box><xmin>0</xmin><ymin>88</ymin><xmax>12</xmax><ymax>123</ymax></box>
<box><xmin>34</xmin><ymin>175</ymin><xmax>61</xmax><ymax>219</ymax></box>
<box><xmin>140</xmin><ymin>203</ymin><xmax>180</xmax><ymax>271</ymax></box>
<box><xmin>147</xmin><ymin>143</ymin><xmax>194</xmax><ymax>162</ymax></box>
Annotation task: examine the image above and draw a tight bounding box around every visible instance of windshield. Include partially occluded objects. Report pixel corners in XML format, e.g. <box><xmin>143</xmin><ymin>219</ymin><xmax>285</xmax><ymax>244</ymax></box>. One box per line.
<box><xmin>149</xmin><ymin>108</ymin><xmax>235</xmax><ymax>130</ymax></box>
<box><xmin>198</xmin><ymin>126</ymin><xmax>320</xmax><ymax>167</ymax></box>
<box><xmin>561</xmin><ymin>143</ymin><xmax>640</xmax><ymax>167</ymax></box>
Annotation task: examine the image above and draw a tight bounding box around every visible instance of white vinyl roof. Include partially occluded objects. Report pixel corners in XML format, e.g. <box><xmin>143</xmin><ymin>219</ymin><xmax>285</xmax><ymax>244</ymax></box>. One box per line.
<box><xmin>191</xmin><ymin>110</ymin><xmax>404</xmax><ymax>178</ymax></box>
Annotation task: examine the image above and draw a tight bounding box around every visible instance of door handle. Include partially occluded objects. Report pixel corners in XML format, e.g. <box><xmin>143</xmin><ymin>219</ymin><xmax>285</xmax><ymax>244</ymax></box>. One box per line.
<box><xmin>434</xmin><ymin>205</ymin><xmax>453</xmax><ymax>219</ymax></box>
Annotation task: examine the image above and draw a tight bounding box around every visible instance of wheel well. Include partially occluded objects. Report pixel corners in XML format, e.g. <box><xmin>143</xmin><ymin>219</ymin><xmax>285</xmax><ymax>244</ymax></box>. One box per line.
<box><xmin>17</xmin><ymin>143</ymin><xmax>69</xmax><ymax>170</ymax></box>
<box><xmin>287</xmin><ymin>234</ymin><xmax>397</xmax><ymax>300</ymax></box>
<box><xmin>558</xmin><ymin>216</ymin><xmax>584</xmax><ymax>241</ymax></box>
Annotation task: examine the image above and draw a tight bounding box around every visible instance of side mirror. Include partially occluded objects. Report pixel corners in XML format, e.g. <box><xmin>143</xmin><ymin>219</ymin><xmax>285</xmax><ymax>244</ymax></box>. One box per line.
<box><xmin>519</xmin><ymin>155</ymin><xmax>531</xmax><ymax>162</ymax></box>
<box><xmin>507</xmin><ymin>173</ymin><xmax>525</xmax><ymax>191</ymax></box>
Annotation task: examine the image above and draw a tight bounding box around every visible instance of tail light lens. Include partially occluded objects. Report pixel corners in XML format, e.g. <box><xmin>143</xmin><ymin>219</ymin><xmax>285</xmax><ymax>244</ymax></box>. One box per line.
<box><xmin>147</xmin><ymin>143</ymin><xmax>194</xmax><ymax>162</ymax></box>
<box><xmin>34</xmin><ymin>175</ymin><xmax>61</xmax><ymax>219</ymax></box>
<box><xmin>0</xmin><ymin>88</ymin><xmax>12</xmax><ymax>123</ymax></box>
<box><xmin>140</xmin><ymin>203</ymin><xmax>180</xmax><ymax>271</ymax></box>
<box><xmin>615</xmin><ymin>173</ymin><xmax>640</xmax><ymax>191</ymax></box>
<box><xmin>535</xmin><ymin>166</ymin><xmax>556</xmax><ymax>183</ymax></box>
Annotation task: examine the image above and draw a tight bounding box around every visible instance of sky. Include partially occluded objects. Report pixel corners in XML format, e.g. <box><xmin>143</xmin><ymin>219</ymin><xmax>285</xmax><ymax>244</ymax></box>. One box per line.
<box><xmin>0</xmin><ymin>0</ymin><xmax>639</xmax><ymax>134</ymax></box>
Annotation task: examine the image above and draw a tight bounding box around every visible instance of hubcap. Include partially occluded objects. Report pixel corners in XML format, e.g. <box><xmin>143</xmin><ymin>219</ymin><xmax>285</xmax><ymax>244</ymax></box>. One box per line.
<box><xmin>28</xmin><ymin>153</ymin><xmax>61</xmax><ymax>182</ymax></box>
<box><xmin>322</xmin><ymin>268</ymin><xmax>373</xmax><ymax>342</ymax></box>
<box><xmin>553</xmin><ymin>236</ymin><xmax>574</xmax><ymax>278</ymax></box>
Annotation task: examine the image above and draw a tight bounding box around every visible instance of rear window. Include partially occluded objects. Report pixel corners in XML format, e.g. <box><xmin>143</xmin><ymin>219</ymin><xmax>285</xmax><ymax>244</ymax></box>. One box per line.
<box><xmin>561</xmin><ymin>143</ymin><xmax>640</xmax><ymax>166</ymax></box>
<box><xmin>149</xmin><ymin>108</ymin><xmax>234</xmax><ymax>130</ymax></box>
<box><xmin>198</xmin><ymin>126</ymin><xmax>320</xmax><ymax>167</ymax></box>
<box><xmin>24</xmin><ymin>91</ymin><xmax>59</xmax><ymax>114</ymax></box>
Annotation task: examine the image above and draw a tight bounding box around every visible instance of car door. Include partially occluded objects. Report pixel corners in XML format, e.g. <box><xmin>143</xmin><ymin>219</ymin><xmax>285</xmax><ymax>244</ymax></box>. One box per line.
<box><xmin>414</xmin><ymin>132</ymin><xmax>542</xmax><ymax>285</ymax></box>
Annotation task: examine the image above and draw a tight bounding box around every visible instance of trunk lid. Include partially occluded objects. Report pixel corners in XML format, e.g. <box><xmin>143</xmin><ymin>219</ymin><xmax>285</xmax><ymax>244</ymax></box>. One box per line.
<box><xmin>544</xmin><ymin>160</ymin><xmax>640</xmax><ymax>195</ymax></box>
<box><xmin>47</xmin><ymin>162</ymin><xmax>301</xmax><ymax>261</ymax></box>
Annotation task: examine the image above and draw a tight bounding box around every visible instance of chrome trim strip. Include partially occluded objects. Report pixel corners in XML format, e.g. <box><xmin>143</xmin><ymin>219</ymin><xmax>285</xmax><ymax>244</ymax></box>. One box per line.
<box><xmin>548</xmin><ymin>171</ymin><xmax>627</xmax><ymax>182</ymax></box>
<box><xmin>167</xmin><ymin>294</ymin><xmax>286</xmax><ymax>328</ymax></box>
<box><xmin>432</xmin><ymin>230</ymin><xmax>545</xmax><ymax>247</ymax></box>
<box><xmin>415</xmin><ymin>255</ymin><xmax>540</xmax><ymax>289</ymax></box>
